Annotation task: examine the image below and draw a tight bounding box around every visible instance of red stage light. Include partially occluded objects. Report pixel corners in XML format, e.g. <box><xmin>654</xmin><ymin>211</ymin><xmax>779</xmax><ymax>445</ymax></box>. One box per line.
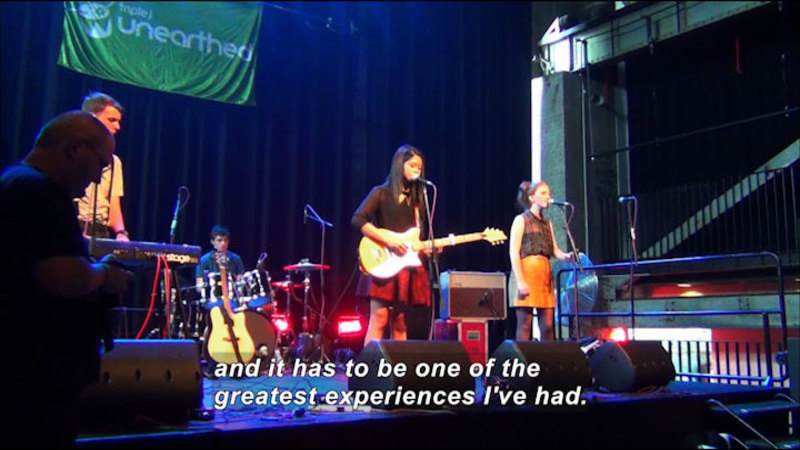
<box><xmin>337</xmin><ymin>316</ymin><xmax>363</xmax><ymax>336</ymax></box>
<box><xmin>608</xmin><ymin>326</ymin><xmax>629</xmax><ymax>343</ymax></box>
<box><xmin>271</xmin><ymin>314</ymin><xmax>290</xmax><ymax>333</ymax></box>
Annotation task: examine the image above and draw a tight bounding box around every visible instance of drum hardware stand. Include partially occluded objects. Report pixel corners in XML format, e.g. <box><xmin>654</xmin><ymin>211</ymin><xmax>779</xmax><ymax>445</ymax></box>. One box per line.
<box><xmin>261</xmin><ymin>268</ymin><xmax>279</xmax><ymax>318</ymax></box>
<box><xmin>168</xmin><ymin>289</ymin><xmax>196</xmax><ymax>340</ymax></box>
<box><xmin>253</xmin><ymin>270</ymin><xmax>268</xmax><ymax>299</ymax></box>
<box><xmin>193</xmin><ymin>279</ymin><xmax>208</xmax><ymax>338</ymax></box>
<box><xmin>164</xmin><ymin>266</ymin><xmax>193</xmax><ymax>339</ymax></box>
<box><xmin>282</xmin><ymin>264</ymin><xmax>330</xmax><ymax>364</ymax></box>
<box><xmin>170</xmin><ymin>286</ymin><xmax>184</xmax><ymax>339</ymax></box>
<box><xmin>255</xmin><ymin>252</ymin><xmax>278</xmax><ymax>316</ymax></box>
<box><xmin>191</xmin><ymin>303</ymin><xmax>204</xmax><ymax>339</ymax></box>
<box><xmin>283</xmin><ymin>272</ymin><xmax>295</xmax><ymax>321</ymax></box>
<box><xmin>281</xmin><ymin>259</ymin><xmax>332</xmax><ymax>364</ymax></box>
<box><xmin>272</xmin><ymin>276</ymin><xmax>297</xmax><ymax>364</ymax></box>
<box><xmin>261</xmin><ymin>267</ymin><xmax>277</xmax><ymax>302</ymax></box>
<box><xmin>301</xmin><ymin>270</ymin><xmax>312</xmax><ymax>335</ymax></box>
<box><xmin>296</xmin><ymin>269</ymin><xmax>326</xmax><ymax>364</ymax></box>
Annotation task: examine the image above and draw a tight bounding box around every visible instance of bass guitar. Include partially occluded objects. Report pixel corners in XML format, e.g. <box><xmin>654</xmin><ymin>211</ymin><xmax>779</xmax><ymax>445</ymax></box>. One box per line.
<box><xmin>358</xmin><ymin>226</ymin><xmax>507</xmax><ymax>279</ymax></box>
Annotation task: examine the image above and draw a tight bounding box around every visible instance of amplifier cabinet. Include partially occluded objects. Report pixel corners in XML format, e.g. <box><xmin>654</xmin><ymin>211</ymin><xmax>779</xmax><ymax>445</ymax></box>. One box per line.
<box><xmin>439</xmin><ymin>271</ymin><xmax>506</xmax><ymax>320</ymax></box>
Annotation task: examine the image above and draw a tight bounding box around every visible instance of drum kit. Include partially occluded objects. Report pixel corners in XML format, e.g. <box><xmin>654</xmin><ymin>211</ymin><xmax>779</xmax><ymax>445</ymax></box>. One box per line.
<box><xmin>188</xmin><ymin>258</ymin><xmax>330</xmax><ymax>365</ymax></box>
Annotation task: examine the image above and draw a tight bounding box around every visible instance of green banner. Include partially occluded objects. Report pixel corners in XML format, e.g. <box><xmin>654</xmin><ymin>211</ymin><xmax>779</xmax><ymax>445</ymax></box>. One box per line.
<box><xmin>58</xmin><ymin>1</ymin><xmax>261</xmax><ymax>105</ymax></box>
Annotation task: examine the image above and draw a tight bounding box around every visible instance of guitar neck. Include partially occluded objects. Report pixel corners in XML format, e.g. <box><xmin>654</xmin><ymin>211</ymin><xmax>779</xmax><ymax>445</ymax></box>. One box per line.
<box><xmin>218</xmin><ymin>266</ymin><xmax>234</xmax><ymax>315</ymax></box>
<box><xmin>415</xmin><ymin>232</ymin><xmax>485</xmax><ymax>251</ymax></box>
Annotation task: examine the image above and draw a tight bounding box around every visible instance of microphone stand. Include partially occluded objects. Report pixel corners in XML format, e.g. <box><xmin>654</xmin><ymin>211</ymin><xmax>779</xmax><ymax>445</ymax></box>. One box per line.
<box><xmin>553</xmin><ymin>203</ymin><xmax>582</xmax><ymax>340</ymax></box>
<box><xmin>421</xmin><ymin>183</ymin><xmax>439</xmax><ymax>341</ymax></box>
<box><xmin>623</xmin><ymin>197</ymin><xmax>639</xmax><ymax>335</ymax></box>
<box><xmin>166</xmin><ymin>186</ymin><xmax>189</xmax><ymax>337</ymax></box>
<box><xmin>169</xmin><ymin>186</ymin><xmax>189</xmax><ymax>244</ymax></box>
<box><xmin>304</xmin><ymin>204</ymin><xmax>332</xmax><ymax>350</ymax></box>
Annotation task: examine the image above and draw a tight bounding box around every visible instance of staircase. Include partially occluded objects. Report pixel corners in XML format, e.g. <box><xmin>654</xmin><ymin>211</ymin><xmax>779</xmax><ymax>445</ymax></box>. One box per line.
<box><xmin>705</xmin><ymin>393</ymin><xmax>799</xmax><ymax>449</ymax></box>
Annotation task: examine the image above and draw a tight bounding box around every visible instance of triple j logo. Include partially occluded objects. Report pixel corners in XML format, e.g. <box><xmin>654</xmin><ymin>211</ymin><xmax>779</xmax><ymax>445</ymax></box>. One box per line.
<box><xmin>74</xmin><ymin>2</ymin><xmax>113</xmax><ymax>39</ymax></box>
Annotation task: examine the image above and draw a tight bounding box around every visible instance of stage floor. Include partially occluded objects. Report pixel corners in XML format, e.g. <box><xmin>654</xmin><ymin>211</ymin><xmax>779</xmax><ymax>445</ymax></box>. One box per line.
<box><xmin>74</xmin><ymin>366</ymin><xmax>789</xmax><ymax>448</ymax></box>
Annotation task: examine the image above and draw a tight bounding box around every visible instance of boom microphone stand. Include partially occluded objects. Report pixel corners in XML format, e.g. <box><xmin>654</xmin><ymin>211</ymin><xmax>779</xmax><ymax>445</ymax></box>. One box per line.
<box><xmin>304</xmin><ymin>204</ymin><xmax>332</xmax><ymax>334</ymax></box>
<box><xmin>420</xmin><ymin>180</ymin><xmax>439</xmax><ymax>341</ymax></box>
<box><xmin>166</xmin><ymin>186</ymin><xmax>190</xmax><ymax>338</ymax></box>
<box><xmin>619</xmin><ymin>195</ymin><xmax>639</xmax><ymax>334</ymax></box>
<box><xmin>551</xmin><ymin>201</ymin><xmax>582</xmax><ymax>340</ymax></box>
<box><xmin>302</xmin><ymin>204</ymin><xmax>333</xmax><ymax>363</ymax></box>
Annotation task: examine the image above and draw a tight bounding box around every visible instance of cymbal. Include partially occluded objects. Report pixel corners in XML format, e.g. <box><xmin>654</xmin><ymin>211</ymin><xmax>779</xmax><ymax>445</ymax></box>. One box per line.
<box><xmin>271</xmin><ymin>281</ymin><xmax>305</xmax><ymax>290</ymax></box>
<box><xmin>284</xmin><ymin>262</ymin><xmax>330</xmax><ymax>272</ymax></box>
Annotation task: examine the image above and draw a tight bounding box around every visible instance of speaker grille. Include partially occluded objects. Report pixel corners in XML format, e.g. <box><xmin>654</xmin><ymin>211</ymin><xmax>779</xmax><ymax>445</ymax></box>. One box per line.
<box><xmin>440</xmin><ymin>271</ymin><xmax>507</xmax><ymax>319</ymax></box>
<box><xmin>589</xmin><ymin>341</ymin><xmax>676</xmax><ymax>393</ymax></box>
<box><xmin>491</xmin><ymin>340</ymin><xmax>592</xmax><ymax>393</ymax></box>
<box><xmin>79</xmin><ymin>339</ymin><xmax>203</xmax><ymax>428</ymax></box>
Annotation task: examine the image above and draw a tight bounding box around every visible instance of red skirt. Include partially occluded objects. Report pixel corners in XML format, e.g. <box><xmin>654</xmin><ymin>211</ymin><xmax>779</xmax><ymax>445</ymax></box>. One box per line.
<box><xmin>368</xmin><ymin>265</ymin><xmax>431</xmax><ymax>306</ymax></box>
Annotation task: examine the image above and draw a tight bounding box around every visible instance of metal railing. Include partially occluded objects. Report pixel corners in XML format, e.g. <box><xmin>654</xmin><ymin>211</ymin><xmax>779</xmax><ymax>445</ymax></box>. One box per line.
<box><xmin>664</xmin><ymin>339</ymin><xmax>787</xmax><ymax>386</ymax></box>
<box><xmin>555</xmin><ymin>251</ymin><xmax>790</xmax><ymax>385</ymax></box>
<box><xmin>595</xmin><ymin>162</ymin><xmax>798</xmax><ymax>264</ymax></box>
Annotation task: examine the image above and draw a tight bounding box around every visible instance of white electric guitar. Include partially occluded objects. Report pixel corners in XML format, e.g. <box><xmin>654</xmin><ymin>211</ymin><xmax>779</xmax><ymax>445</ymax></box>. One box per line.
<box><xmin>358</xmin><ymin>226</ymin><xmax>507</xmax><ymax>279</ymax></box>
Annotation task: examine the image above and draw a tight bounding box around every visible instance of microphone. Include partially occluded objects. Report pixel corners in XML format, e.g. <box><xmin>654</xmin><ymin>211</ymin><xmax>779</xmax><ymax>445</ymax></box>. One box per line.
<box><xmin>411</xmin><ymin>175</ymin><xmax>434</xmax><ymax>186</ymax></box>
<box><xmin>549</xmin><ymin>199</ymin><xmax>571</xmax><ymax>206</ymax></box>
<box><xmin>303</xmin><ymin>205</ymin><xmax>308</xmax><ymax>224</ymax></box>
<box><xmin>305</xmin><ymin>203</ymin><xmax>333</xmax><ymax>227</ymax></box>
<box><xmin>169</xmin><ymin>188</ymin><xmax>182</xmax><ymax>239</ymax></box>
<box><xmin>618</xmin><ymin>195</ymin><xmax>637</xmax><ymax>203</ymax></box>
<box><xmin>478</xmin><ymin>291</ymin><xmax>490</xmax><ymax>307</ymax></box>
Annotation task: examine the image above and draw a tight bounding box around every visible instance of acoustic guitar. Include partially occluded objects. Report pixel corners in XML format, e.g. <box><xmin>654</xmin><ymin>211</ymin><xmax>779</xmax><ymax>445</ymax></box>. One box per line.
<box><xmin>203</xmin><ymin>253</ymin><xmax>275</xmax><ymax>370</ymax></box>
<box><xmin>358</xmin><ymin>226</ymin><xmax>507</xmax><ymax>279</ymax></box>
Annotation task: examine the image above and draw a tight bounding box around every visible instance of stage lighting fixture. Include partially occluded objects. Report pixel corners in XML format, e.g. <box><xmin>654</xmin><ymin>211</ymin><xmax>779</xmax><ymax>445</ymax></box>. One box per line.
<box><xmin>271</xmin><ymin>314</ymin><xmax>290</xmax><ymax>334</ymax></box>
<box><xmin>608</xmin><ymin>326</ymin><xmax>629</xmax><ymax>343</ymax></box>
<box><xmin>336</xmin><ymin>315</ymin><xmax>364</xmax><ymax>337</ymax></box>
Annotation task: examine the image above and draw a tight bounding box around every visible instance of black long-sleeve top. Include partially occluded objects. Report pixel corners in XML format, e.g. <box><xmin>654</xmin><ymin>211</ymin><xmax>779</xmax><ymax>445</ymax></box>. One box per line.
<box><xmin>351</xmin><ymin>184</ymin><xmax>424</xmax><ymax>233</ymax></box>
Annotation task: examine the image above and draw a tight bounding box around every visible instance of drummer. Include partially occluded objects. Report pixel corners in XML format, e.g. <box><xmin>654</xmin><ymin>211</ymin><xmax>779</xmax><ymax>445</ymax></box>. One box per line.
<box><xmin>195</xmin><ymin>225</ymin><xmax>245</xmax><ymax>295</ymax></box>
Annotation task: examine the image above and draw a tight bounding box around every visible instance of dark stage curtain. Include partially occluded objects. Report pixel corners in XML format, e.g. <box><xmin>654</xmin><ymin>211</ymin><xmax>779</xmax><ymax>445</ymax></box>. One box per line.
<box><xmin>1</xmin><ymin>2</ymin><xmax>532</xmax><ymax>329</ymax></box>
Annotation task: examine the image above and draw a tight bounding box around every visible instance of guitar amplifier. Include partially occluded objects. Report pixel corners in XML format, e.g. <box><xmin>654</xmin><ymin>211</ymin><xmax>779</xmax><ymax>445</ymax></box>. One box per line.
<box><xmin>439</xmin><ymin>271</ymin><xmax>506</xmax><ymax>320</ymax></box>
